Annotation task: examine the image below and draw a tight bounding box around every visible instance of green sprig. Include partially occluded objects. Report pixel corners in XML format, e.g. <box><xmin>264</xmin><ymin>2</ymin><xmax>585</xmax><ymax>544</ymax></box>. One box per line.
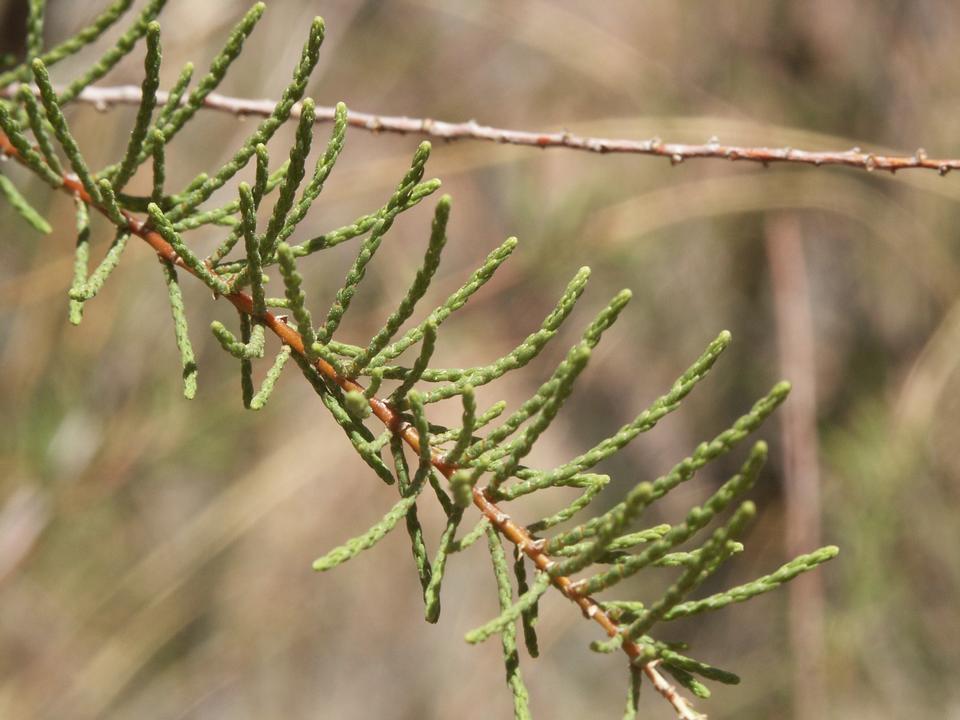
<box><xmin>312</xmin><ymin>478</ymin><xmax>428</xmax><ymax>572</ymax></box>
<box><xmin>526</xmin><ymin>474</ymin><xmax>610</xmax><ymax>533</ymax></box>
<box><xmin>67</xmin><ymin>228</ymin><xmax>129</xmax><ymax>303</ymax></box>
<box><xmin>452</xmin><ymin>519</ymin><xmax>490</xmax><ymax>553</ymax></box>
<box><xmin>259</xmin><ymin>97</ymin><xmax>316</xmax><ymax>258</ymax></box>
<box><xmin>274</xmin><ymin>102</ymin><xmax>348</xmax><ymax>247</ymax></box>
<box><xmin>421</xmin><ymin>266</ymin><xmax>591</xmax><ymax>405</ymax></box>
<box><xmin>154</xmin><ymin>61</ymin><xmax>193</xmax><ymax>130</ymax></box>
<box><xmin>513</xmin><ymin>551</ymin><xmax>540</xmax><ymax>657</ymax></box>
<box><xmin>623</xmin><ymin>666</ymin><xmax>642</xmax><ymax>720</ymax></box>
<box><xmin>109</xmin><ymin>20</ymin><xmax>162</xmax><ymax>191</ymax></box>
<box><xmin>32</xmin><ymin>58</ymin><xmax>102</xmax><ymax>202</ymax></box>
<box><xmin>662</xmin><ymin>664</ymin><xmax>711</xmax><ymax>699</ymax></box>
<box><xmin>276</xmin><ymin>242</ymin><xmax>316</xmax><ymax>354</ymax></box>
<box><xmin>96</xmin><ymin>178</ymin><xmax>126</xmax><ymax>226</ymax></box>
<box><xmin>249</xmin><ymin>346</ymin><xmax>292</xmax><ymax>410</ymax></box>
<box><xmin>545</xmin><ymin>382</ymin><xmax>789</xmax><ymax>550</ymax></box>
<box><xmin>0</xmin><ymin>97</ymin><xmax>63</xmax><ymax>187</ymax></box>
<box><xmin>26</xmin><ymin>0</ymin><xmax>46</xmax><ymax>61</ymax></box>
<box><xmin>390</xmin><ymin>323</ymin><xmax>437</xmax><ymax>404</ymax></box>
<box><xmin>352</xmin><ymin>196</ymin><xmax>450</xmax><ymax>373</ymax></box>
<box><xmin>657</xmin><ymin>646</ymin><xmax>740</xmax><ymax>685</ymax></box>
<box><xmin>211</xmin><ymin>319</ymin><xmax>265</xmax><ymax>359</ymax></box>
<box><xmin>238</xmin><ymin>182</ymin><xmax>265</xmax><ymax>315</ymax></box>
<box><xmin>465</xmin><ymin>570</ymin><xmax>551</xmax><ymax>644</ymax></box>
<box><xmin>488</xmin><ymin>344</ymin><xmax>591</xmax><ymax>493</ymax></box>
<box><xmin>150</xmin><ymin>128</ymin><xmax>165</xmax><ymax>203</ymax></box>
<box><xmin>663</xmin><ymin>545</ymin><xmax>839</xmax><ymax>620</ymax></box>
<box><xmin>0</xmin><ymin>173</ymin><xmax>51</xmax><ymax>233</ymax></box>
<box><xmin>67</xmin><ymin>196</ymin><xmax>90</xmax><ymax>324</ymax></box>
<box><xmin>160</xmin><ymin>258</ymin><xmax>197</xmax><ymax>399</ymax></box>
<box><xmin>239</xmin><ymin>314</ymin><xmax>255</xmax><ymax>406</ymax></box>
<box><xmin>485</xmin><ymin>525</ymin><xmax>532</xmax><ymax>720</ymax></box>
<box><xmin>17</xmin><ymin>85</ymin><xmax>62</xmax><ymax>175</ymax></box>
<box><xmin>460</xmin><ymin>280</ymin><xmax>625</xmax><ymax>464</ymax></box>
<box><xmin>423</xmin><ymin>506</ymin><xmax>464</xmax><ymax>623</ymax></box>
<box><xmin>291</xmin><ymin>180</ymin><xmax>440</xmax><ymax>261</ymax></box>
<box><xmin>391</xmin><ymin>435</ymin><xmax>432</xmax><ymax>592</ymax></box>
<box><xmin>444</xmin><ymin>384</ymin><xmax>475</xmax><ymax>467</ymax></box>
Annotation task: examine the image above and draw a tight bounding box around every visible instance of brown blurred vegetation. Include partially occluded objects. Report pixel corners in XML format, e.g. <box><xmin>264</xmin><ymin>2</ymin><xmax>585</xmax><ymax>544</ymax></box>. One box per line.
<box><xmin>1</xmin><ymin>1</ymin><xmax>958</xmax><ymax>718</ymax></box>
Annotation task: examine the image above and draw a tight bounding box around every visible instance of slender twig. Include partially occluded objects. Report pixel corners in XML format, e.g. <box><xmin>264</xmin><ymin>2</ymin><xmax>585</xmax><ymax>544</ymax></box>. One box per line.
<box><xmin>3</xmin><ymin>82</ymin><xmax>959</xmax><ymax>175</ymax></box>
<box><xmin>0</xmin><ymin>128</ymin><xmax>702</xmax><ymax>720</ymax></box>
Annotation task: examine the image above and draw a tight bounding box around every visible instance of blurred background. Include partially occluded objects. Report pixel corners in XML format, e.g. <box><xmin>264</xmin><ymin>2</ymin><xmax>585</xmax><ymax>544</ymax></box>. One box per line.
<box><xmin>1</xmin><ymin>1</ymin><xmax>958</xmax><ymax>718</ymax></box>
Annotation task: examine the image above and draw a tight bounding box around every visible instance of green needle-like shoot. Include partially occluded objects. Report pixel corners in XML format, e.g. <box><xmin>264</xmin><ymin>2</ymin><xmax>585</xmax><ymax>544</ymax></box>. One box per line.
<box><xmin>211</xmin><ymin>319</ymin><xmax>265</xmax><ymax>359</ymax></box>
<box><xmin>67</xmin><ymin>197</ymin><xmax>90</xmax><ymax>324</ymax></box>
<box><xmin>260</xmin><ymin>97</ymin><xmax>316</xmax><ymax>258</ymax></box>
<box><xmin>465</xmin><ymin>571</ymin><xmax>551</xmax><ymax>644</ymax></box>
<box><xmin>485</xmin><ymin>526</ymin><xmax>532</xmax><ymax>720</ymax></box>
<box><xmin>249</xmin><ymin>346</ymin><xmax>292</xmax><ymax>410</ymax></box>
<box><xmin>26</xmin><ymin>0</ymin><xmax>45</xmax><ymax>61</ymax></box>
<box><xmin>32</xmin><ymin>58</ymin><xmax>102</xmax><ymax>202</ymax></box>
<box><xmin>150</xmin><ymin>128</ymin><xmax>166</xmax><ymax>203</ymax></box>
<box><xmin>444</xmin><ymin>384</ymin><xmax>476</xmax><ymax>467</ymax></box>
<box><xmin>238</xmin><ymin>182</ymin><xmax>265</xmax><ymax>315</ymax></box>
<box><xmin>110</xmin><ymin>20</ymin><xmax>162</xmax><ymax>191</ymax></box>
<box><xmin>663</xmin><ymin>545</ymin><xmax>839</xmax><ymax>620</ymax></box>
<box><xmin>17</xmin><ymin>84</ymin><xmax>62</xmax><ymax>175</ymax></box>
<box><xmin>277</xmin><ymin>242</ymin><xmax>316</xmax><ymax>354</ymax></box>
<box><xmin>312</xmin><ymin>481</ymin><xmax>429</xmax><ymax>572</ymax></box>
<box><xmin>0</xmin><ymin>95</ymin><xmax>63</xmax><ymax>187</ymax></box>
<box><xmin>0</xmin><ymin>173</ymin><xmax>51</xmax><ymax>233</ymax></box>
<box><xmin>352</xmin><ymin>196</ymin><xmax>450</xmax><ymax>373</ymax></box>
<box><xmin>160</xmin><ymin>258</ymin><xmax>197</xmax><ymax>399</ymax></box>
<box><xmin>423</xmin><ymin>506</ymin><xmax>464</xmax><ymax>623</ymax></box>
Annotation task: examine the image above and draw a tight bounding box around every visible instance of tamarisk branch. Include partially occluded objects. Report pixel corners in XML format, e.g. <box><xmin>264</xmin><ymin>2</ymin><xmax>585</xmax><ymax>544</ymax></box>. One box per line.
<box><xmin>0</xmin><ymin>127</ymin><xmax>704</xmax><ymax>720</ymax></box>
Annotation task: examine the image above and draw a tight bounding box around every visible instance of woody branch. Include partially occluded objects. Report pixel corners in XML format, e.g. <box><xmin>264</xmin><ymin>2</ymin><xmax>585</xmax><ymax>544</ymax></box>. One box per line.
<box><xmin>2</xmin><ymin>81</ymin><xmax>956</xmax><ymax>176</ymax></box>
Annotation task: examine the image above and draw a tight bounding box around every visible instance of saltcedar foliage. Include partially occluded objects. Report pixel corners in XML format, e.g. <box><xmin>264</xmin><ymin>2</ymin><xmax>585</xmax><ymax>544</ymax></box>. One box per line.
<box><xmin>0</xmin><ymin>3</ymin><xmax>837</xmax><ymax>717</ymax></box>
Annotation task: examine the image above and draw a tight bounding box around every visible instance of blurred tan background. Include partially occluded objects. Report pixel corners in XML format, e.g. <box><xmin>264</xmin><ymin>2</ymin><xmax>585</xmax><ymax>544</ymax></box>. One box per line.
<box><xmin>1</xmin><ymin>1</ymin><xmax>959</xmax><ymax>718</ymax></box>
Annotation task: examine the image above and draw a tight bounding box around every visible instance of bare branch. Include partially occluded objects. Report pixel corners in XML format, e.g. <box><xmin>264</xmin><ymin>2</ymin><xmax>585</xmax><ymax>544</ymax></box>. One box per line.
<box><xmin>4</xmin><ymin>81</ymin><xmax>957</xmax><ymax>175</ymax></box>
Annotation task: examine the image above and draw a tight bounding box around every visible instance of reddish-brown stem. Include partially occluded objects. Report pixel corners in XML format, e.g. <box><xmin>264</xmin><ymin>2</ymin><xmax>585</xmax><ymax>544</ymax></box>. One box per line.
<box><xmin>0</xmin><ymin>129</ymin><xmax>701</xmax><ymax>719</ymax></box>
<box><xmin>5</xmin><ymin>81</ymin><xmax>960</xmax><ymax>176</ymax></box>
